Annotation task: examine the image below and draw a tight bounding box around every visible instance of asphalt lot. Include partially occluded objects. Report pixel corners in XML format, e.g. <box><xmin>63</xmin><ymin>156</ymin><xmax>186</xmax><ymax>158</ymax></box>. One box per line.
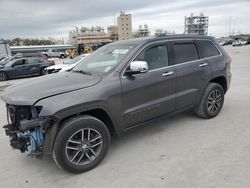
<box><xmin>0</xmin><ymin>46</ymin><xmax>250</xmax><ymax>188</ymax></box>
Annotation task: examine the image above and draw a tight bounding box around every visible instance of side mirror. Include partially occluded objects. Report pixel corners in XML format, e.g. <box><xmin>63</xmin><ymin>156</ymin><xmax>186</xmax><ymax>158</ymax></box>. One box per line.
<box><xmin>125</xmin><ymin>61</ymin><xmax>149</xmax><ymax>76</ymax></box>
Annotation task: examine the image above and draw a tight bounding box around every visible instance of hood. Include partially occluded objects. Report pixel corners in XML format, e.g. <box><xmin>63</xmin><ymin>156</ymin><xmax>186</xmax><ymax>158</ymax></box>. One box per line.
<box><xmin>60</xmin><ymin>63</ymin><xmax>77</xmax><ymax>72</ymax></box>
<box><xmin>1</xmin><ymin>72</ymin><xmax>101</xmax><ymax>105</ymax></box>
<box><xmin>45</xmin><ymin>64</ymin><xmax>68</xmax><ymax>70</ymax></box>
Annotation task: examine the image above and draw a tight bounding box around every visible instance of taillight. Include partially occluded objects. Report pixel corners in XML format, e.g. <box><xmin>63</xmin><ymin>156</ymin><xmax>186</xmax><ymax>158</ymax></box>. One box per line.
<box><xmin>227</xmin><ymin>56</ymin><xmax>232</xmax><ymax>64</ymax></box>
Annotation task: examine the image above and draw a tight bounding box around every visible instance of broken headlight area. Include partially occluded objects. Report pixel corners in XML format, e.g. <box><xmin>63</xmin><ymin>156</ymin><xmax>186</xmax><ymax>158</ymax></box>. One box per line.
<box><xmin>3</xmin><ymin>105</ymin><xmax>50</xmax><ymax>157</ymax></box>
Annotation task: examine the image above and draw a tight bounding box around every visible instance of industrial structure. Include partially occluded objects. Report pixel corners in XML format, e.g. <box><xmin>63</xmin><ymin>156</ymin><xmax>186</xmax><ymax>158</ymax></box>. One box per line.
<box><xmin>155</xmin><ymin>29</ymin><xmax>175</xmax><ymax>36</ymax></box>
<box><xmin>133</xmin><ymin>24</ymin><xmax>150</xmax><ymax>38</ymax></box>
<box><xmin>107</xmin><ymin>25</ymin><xmax>118</xmax><ymax>41</ymax></box>
<box><xmin>117</xmin><ymin>11</ymin><xmax>132</xmax><ymax>40</ymax></box>
<box><xmin>69</xmin><ymin>26</ymin><xmax>111</xmax><ymax>44</ymax></box>
<box><xmin>0</xmin><ymin>40</ymin><xmax>11</xmax><ymax>56</ymax></box>
<box><xmin>184</xmin><ymin>13</ymin><xmax>209</xmax><ymax>35</ymax></box>
<box><xmin>68</xmin><ymin>11</ymin><xmax>133</xmax><ymax>43</ymax></box>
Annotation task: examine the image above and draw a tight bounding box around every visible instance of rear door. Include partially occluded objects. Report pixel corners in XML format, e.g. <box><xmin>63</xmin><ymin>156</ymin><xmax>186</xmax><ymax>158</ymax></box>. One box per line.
<box><xmin>169</xmin><ymin>40</ymin><xmax>210</xmax><ymax>109</ymax></box>
<box><xmin>26</xmin><ymin>58</ymin><xmax>44</xmax><ymax>75</ymax></box>
<box><xmin>121</xmin><ymin>43</ymin><xmax>176</xmax><ymax>128</ymax></box>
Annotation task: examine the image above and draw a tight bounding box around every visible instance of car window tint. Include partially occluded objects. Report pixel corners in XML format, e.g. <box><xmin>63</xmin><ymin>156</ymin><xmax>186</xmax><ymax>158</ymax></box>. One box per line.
<box><xmin>13</xmin><ymin>59</ymin><xmax>25</xmax><ymax>66</ymax></box>
<box><xmin>27</xmin><ymin>58</ymin><xmax>42</xmax><ymax>64</ymax></box>
<box><xmin>196</xmin><ymin>40</ymin><xmax>220</xmax><ymax>58</ymax></box>
<box><xmin>173</xmin><ymin>43</ymin><xmax>198</xmax><ymax>64</ymax></box>
<box><xmin>136</xmin><ymin>45</ymin><xmax>169</xmax><ymax>70</ymax></box>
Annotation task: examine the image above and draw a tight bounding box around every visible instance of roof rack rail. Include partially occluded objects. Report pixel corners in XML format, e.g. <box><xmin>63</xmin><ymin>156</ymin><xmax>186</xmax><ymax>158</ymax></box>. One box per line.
<box><xmin>155</xmin><ymin>33</ymin><xmax>201</xmax><ymax>37</ymax></box>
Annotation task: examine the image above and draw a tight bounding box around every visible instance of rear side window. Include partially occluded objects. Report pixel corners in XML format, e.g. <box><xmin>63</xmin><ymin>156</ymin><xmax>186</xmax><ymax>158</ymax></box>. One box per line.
<box><xmin>27</xmin><ymin>58</ymin><xmax>42</xmax><ymax>64</ymax></box>
<box><xmin>173</xmin><ymin>42</ymin><xmax>198</xmax><ymax>64</ymax></box>
<box><xmin>196</xmin><ymin>40</ymin><xmax>220</xmax><ymax>58</ymax></box>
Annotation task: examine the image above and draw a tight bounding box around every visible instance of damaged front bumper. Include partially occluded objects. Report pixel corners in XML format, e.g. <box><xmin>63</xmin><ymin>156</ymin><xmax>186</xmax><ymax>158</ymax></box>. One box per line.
<box><xmin>3</xmin><ymin>105</ymin><xmax>51</xmax><ymax>157</ymax></box>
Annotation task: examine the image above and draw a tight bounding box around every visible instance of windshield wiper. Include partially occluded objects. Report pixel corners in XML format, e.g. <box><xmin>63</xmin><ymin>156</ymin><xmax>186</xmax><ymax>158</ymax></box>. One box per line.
<box><xmin>72</xmin><ymin>70</ymin><xmax>92</xmax><ymax>75</ymax></box>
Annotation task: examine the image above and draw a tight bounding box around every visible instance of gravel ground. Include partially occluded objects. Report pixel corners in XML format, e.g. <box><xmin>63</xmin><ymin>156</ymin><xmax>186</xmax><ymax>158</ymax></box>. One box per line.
<box><xmin>0</xmin><ymin>46</ymin><xmax>250</xmax><ymax>188</ymax></box>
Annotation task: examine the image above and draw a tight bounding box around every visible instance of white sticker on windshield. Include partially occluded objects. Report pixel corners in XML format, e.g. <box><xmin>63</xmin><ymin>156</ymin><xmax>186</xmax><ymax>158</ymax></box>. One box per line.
<box><xmin>112</xmin><ymin>49</ymin><xmax>128</xmax><ymax>54</ymax></box>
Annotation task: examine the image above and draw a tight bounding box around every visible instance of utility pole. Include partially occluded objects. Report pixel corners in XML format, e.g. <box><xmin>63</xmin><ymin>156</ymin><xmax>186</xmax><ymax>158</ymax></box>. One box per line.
<box><xmin>228</xmin><ymin>16</ymin><xmax>231</xmax><ymax>36</ymax></box>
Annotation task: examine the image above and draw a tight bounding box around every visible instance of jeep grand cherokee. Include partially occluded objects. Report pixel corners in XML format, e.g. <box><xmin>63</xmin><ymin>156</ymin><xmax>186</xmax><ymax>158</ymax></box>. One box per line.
<box><xmin>1</xmin><ymin>35</ymin><xmax>231</xmax><ymax>173</ymax></box>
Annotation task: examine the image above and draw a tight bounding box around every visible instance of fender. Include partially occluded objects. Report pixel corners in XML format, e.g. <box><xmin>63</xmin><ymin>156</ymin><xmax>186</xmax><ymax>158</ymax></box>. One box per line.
<box><xmin>42</xmin><ymin>104</ymin><xmax>119</xmax><ymax>155</ymax></box>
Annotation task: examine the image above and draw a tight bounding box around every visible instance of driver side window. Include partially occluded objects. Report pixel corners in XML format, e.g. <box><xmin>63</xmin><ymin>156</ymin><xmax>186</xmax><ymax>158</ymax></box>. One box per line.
<box><xmin>136</xmin><ymin>44</ymin><xmax>169</xmax><ymax>70</ymax></box>
<box><xmin>13</xmin><ymin>59</ymin><xmax>26</xmax><ymax>66</ymax></box>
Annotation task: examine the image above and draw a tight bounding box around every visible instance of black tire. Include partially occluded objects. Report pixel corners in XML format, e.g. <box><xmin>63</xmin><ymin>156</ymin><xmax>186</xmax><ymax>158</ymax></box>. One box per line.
<box><xmin>60</xmin><ymin>54</ymin><xmax>65</xmax><ymax>59</ymax></box>
<box><xmin>40</xmin><ymin>68</ymin><xmax>47</xmax><ymax>76</ymax></box>
<box><xmin>53</xmin><ymin>115</ymin><xmax>110</xmax><ymax>174</ymax></box>
<box><xmin>195</xmin><ymin>83</ymin><xmax>224</xmax><ymax>119</ymax></box>
<box><xmin>0</xmin><ymin>72</ymin><xmax>8</xmax><ymax>81</ymax></box>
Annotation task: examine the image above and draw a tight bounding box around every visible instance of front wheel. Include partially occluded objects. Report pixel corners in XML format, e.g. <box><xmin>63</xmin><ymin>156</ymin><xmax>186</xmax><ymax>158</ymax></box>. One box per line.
<box><xmin>53</xmin><ymin>115</ymin><xmax>110</xmax><ymax>173</ymax></box>
<box><xmin>195</xmin><ymin>83</ymin><xmax>224</xmax><ymax>119</ymax></box>
<box><xmin>0</xmin><ymin>72</ymin><xmax>8</xmax><ymax>81</ymax></box>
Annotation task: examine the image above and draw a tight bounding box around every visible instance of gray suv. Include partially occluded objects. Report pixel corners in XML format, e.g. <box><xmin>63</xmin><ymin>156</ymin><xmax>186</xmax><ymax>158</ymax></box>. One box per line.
<box><xmin>1</xmin><ymin>35</ymin><xmax>231</xmax><ymax>173</ymax></box>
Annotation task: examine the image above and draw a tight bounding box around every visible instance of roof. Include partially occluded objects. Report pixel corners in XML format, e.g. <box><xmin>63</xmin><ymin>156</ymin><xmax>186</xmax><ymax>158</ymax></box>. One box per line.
<box><xmin>113</xmin><ymin>34</ymin><xmax>215</xmax><ymax>46</ymax></box>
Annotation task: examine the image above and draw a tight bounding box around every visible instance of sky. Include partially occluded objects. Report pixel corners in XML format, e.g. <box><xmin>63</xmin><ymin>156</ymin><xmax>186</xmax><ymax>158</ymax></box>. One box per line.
<box><xmin>0</xmin><ymin>0</ymin><xmax>250</xmax><ymax>40</ymax></box>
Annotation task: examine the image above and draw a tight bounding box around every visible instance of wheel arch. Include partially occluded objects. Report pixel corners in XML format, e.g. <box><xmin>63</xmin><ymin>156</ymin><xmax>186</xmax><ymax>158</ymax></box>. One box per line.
<box><xmin>43</xmin><ymin>107</ymin><xmax>116</xmax><ymax>155</ymax></box>
<box><xmin>209</xmin><ymin>76</ymin><xmax>227</xmax><ymax>93</ymax></box>
<box><xmin>59</xmin><ymin>108</ymin><xmax>116</xmax><ymax>134</ymax></box>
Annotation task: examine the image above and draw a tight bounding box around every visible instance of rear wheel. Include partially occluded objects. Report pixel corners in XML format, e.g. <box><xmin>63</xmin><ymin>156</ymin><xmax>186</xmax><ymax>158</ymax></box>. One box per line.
<box><xmin>53</xmin><ymin>115</ymin><xmax>110</xmax><ymax>173</ymax></box>
<box><xmin>195</xmin><ymin>83</ymin><xmax>224</xmax><ymax>119</ymax></box>
<box><xmin>0</xmin><ymin>72</ymin><xmax>8</xmax><ymax>81</ymax></box>
<box><xmin>40</xmin><ymin>68</ymin><xmax>47</xmax><ymax>75</ymax></box>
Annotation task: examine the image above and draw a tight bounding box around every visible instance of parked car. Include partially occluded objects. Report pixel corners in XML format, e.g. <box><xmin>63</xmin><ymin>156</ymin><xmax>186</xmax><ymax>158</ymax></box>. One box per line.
<box><xmin>0</xmin><ymin>57</ymin><xmax>54</xmax><ymax>81</ymax></box>
<box><xmin>0</xmin><ymin>55</ymin><xmax>9</xmax><ymax>61</ymax></box>
<box><xmin>0</xmin><ymin>54</ymin><xmax>23</xmax><ymax>65</ymax></box>
<box><xmin>0</xmin><ymin>53</ymin><xmax>55</xmax><ymax>66</ymax></box>
<box><xmin>41</xmin><ymin>49</ymin><xmax>66</xmax><ymax>58</ymax></box>
<box><xmin>219</xmin><ymin>39</ymin><xmax>233</xmax><ymax>46</ymax></box>
<box><xmin>0</xmin><ymin>56</ymin><xmax>8</xmax><ymax>62</ymax></box>
<box><xmin>45</xmin><ymin>53</ymin><xmax>90</xmax><ymax>74</ymax></box>
<box><xmin>232</xmin><ymin>39</ymin><xmax>248</xmax><ymax>46</ymax></box>
<box><xmin>22</xmin><ymin>53</ymin><xmax>55</xmax><ymax>65</ymax></box>
<box><xmin>1</xmin><ymin>35</ymin><xmax>231</xmax><ymax>173</ymax></box>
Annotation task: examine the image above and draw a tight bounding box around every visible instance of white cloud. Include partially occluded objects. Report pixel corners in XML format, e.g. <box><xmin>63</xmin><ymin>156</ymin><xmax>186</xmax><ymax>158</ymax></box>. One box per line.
<box><xmin>0</xmin><ymin>0</ymin><xmax>249</xmax><ymax>39</ymax></box>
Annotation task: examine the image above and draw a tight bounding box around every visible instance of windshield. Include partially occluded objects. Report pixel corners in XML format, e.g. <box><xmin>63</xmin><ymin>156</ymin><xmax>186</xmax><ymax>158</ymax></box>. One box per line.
<box><xmin>4</xmin><ymin>60</ymin><xmax>15</xmax><ymax>67</ymax></box>
<box><xmin>72</xmin><ymin>43</ymin><xmax>137</xmax><ymax>74</ymax></box>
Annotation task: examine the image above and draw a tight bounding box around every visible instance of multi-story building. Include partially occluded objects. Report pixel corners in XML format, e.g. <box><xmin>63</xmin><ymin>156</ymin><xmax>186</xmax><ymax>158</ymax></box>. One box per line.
<box><xmin>184</xmin><ymin>13</ymin><xmax>209</xmax><ymax>35</ymax></box>
<box><xmin>117</xmin><ymin>11</ymin><xmax>132</xmax><ymax>40</ymax></box>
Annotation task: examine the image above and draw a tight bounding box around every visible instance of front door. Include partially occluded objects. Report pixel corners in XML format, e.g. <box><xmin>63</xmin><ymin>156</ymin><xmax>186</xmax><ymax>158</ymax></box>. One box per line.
<box><xmin>121</xmin><ymin>43</ymin><xmax>176</xmax><ymax>128</ymax></box>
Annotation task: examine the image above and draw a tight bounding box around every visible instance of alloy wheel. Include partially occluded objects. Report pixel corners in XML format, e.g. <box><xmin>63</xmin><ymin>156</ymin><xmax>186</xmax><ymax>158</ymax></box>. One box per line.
<box><xmin>41</xmin><ymin>69</ymin><xmax>47</xmax><ymax>75</ymax></box>
<box><xmin>65</xmin><ymin>128</ymin><xmax>103</xmax><ymax>166</ymax></box>
<box><xmin>0</xmin><ymin>72</ymin><xmax>7</xmax><ymax>81</ymax></box>
<box><xmin>207</xmin><ymin>89</ymin><xmax>223</xmax><ymax>114</ymax></box>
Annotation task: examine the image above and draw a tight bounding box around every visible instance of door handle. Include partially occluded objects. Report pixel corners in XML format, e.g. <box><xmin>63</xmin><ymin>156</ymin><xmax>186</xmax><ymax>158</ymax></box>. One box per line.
<box><xmin>162</xmin><ymin>71</ymin><xmax>174</xmax><ymax>77</ymax></box>
<box><xmin>199</xmin><ymin>63</ymin><xmax>208</xmax><ymax>67</ymax></box>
